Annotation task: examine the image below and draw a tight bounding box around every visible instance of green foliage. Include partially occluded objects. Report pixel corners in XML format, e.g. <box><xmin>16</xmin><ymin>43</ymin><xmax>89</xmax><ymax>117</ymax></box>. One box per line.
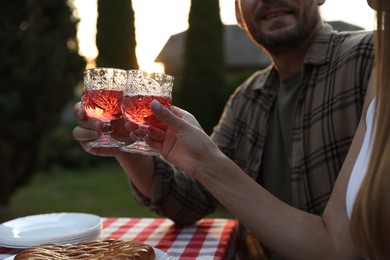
<box><xmin>96</xmin><ymin>0</ymin><xmax>138</xmax><ymax>69</ymax></box>
<box><xmin>178</xmin><ymin>0</ymin><xmax>227</xmax><ymax>134</ymax></box>
<box><xmin>0</xmin><ymin>0</ymin><xmax>86</xmax><ymax>205</ymax></box>
<box><xmin>38</xmin><ymin>120</ymin><xmax>114</xmax><ymax>171</ymax></box>
<box><xmin>0</xmin><ymin>164</ymin><xmax>233</xmax><ymax>222</ymax></box>
<box><xmin>0</xmin><ymin>163</ymin><xmax>155</xmax><ymax>222</ymax></box>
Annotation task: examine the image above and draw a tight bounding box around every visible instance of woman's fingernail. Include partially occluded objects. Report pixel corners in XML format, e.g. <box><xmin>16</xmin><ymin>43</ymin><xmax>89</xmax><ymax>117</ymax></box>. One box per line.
<box><xmin>151</xmin><ymin>100</ymin><xmax>162</xmax><ymax>111</ymax></box>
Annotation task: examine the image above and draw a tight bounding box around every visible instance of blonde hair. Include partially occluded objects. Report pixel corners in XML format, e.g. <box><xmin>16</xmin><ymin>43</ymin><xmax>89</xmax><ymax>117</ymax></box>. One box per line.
<box><xmin>350</xmin><ymin>0</ymin><xmax>390</xmax><ymax>259</ymax></box>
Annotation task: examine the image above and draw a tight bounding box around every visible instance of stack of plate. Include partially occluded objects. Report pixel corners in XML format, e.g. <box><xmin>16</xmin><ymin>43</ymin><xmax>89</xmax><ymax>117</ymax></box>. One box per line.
<box><xmin>0</xmin><ymin>212</ymin><xmax>102</xmax><ymax>249</ymax></box>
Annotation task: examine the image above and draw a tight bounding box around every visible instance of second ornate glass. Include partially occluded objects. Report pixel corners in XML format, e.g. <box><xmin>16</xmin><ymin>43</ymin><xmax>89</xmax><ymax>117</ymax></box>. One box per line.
<box><xmin>120</xmin><ymin>70</ymin><xmax>174</xmax><ymax>156</ymax></box>
<box><xmin>82</xmin><ymin>67</ymin><xmax>127</xmax><ymax>148</ymax></box>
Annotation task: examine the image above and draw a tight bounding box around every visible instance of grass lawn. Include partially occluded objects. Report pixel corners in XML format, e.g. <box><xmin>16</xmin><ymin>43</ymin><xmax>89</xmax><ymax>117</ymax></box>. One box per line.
<box><xmin>1</xmin><ymin>162</ymin><xmax>233</xmax><ymax>222</ymax></box>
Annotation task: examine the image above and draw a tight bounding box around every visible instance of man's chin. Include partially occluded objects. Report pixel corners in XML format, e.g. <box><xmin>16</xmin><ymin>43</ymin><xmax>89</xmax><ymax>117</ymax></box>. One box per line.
<box><xmin>262</xmin><ymin>19</ymin><xmax>296</xmax><ymax>32</ymax></box>
<box><xmin>255</xmin><ymin>31</ymin><xmax>302</xmax><ymax>55</ymax></box>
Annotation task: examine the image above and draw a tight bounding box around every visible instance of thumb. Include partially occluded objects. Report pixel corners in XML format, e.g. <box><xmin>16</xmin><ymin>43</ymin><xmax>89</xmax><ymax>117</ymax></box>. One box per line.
<box><xmin>151</xmin><ymin>99</ymin><xmax>185</xmax><ymax>130</ymax></box>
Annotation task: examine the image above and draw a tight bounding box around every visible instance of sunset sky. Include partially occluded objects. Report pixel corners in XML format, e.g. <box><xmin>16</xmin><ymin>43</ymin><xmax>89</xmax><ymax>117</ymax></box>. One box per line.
<box><xmin>73</xmin><ymin>0</ymin><xmax>375</xmax><ymax>72</ymax></box>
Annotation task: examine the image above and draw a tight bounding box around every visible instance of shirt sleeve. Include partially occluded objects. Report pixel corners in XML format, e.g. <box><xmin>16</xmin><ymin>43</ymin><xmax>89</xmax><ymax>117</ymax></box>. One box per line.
<box><xmin>211</xmin><ymin>91</ymin><xmax>239</xmax><ymax>159</ymax></box>
<box><xmin>129</xmin><ymin>156</ymin><xmax>219</xmax><ymax>225</ymax></box>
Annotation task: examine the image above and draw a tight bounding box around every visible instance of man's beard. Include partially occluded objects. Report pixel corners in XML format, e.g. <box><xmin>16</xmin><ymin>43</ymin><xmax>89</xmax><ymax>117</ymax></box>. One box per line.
<box><xmin>246</xmin><ymin>1</ymin><xmax>320</xmax><ymax>55</ymax></box>
<box><xmin>256</xmin><ymin>19</ymin><xmax>318</xmax><ymax>55</ymax></box>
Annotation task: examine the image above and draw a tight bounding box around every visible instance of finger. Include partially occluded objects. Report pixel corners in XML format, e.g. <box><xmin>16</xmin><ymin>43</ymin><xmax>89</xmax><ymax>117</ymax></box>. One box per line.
<box><xmin>74</xmin><ymin>102</ymin><xmax>102</xmax><ymax>131</ymax></box>
<box><xmin>74</xmin><ymin>101</ymin><xmax>87</xmax><ymax>120</ymax></box>
<box><xmin>170</xmin><ymin>106</ymin><xmax>188</xmax><ymax>118</ymax></box>
<box><xmin>148</xmin><ymin>125</ymin><xmax>166</xmax><ymax>141</ymax></box>
<box><xmin>111</xmin><ymin>118</ymin><xmax>131</xmax><ymax>141</ymax></box>
<box><xmin>146</xmin><ymin>137</ymin><xmax>163</xmax><ymax>153</ymax></box>
<box><xmin>72</xmin><ymin>126</ymin><xmax>100</xmax><ymax>142</ymax></box>
<box><xmin>173</xmin><ymin>107</ymin><xmax>202</xmax><ymax>129</ymax></box>
<box><xmin>124</xmin><ymin>121</ymin><xmax>139</xmax><ymax>132</ymax></box>
<box><xmin>77</xmin><ymin>119</ymin><xmax>102</xmax><ymax>133</ymax></box>
<box><xmin>151</xmin><ymin>100</ymin><xmax>186</xmax><ymax>131</ymax></box>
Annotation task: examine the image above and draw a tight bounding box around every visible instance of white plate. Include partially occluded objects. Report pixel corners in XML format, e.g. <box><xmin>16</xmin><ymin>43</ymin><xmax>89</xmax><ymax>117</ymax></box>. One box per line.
<box><xmin>0</xmin><ymin>233</ymin><xmax>102</xmax><ymax>249</ymax></box>
<box><xmin>155</xmin><ymin>248</ymin><xmax>170</xmax><ymax>260</ymax></box>
<box><xmin>0</xmin><ymin>212</ymin><xmax>101</xmax><ymax>246</ymax></box>
<box><xmin>4</xmin><ymin>247</ymin><xmax>169</xmax><ymax>260</ymax></box>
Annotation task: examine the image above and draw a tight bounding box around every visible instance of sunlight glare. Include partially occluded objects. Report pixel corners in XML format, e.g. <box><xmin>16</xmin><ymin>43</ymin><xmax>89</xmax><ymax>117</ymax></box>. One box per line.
<box><xmin>139</xmin><ymin>62</ymin><xmax>165</xmax><ymax>74</ymax></box>
<box><xmin>72</xmin><ymin>0</ymin><xmax>375</xmax><ymax>71</ymax></box>
<box><xmin>72</xmin><ymin>0</ymin><xmax>98</xmax><ymax>64</ymax></box>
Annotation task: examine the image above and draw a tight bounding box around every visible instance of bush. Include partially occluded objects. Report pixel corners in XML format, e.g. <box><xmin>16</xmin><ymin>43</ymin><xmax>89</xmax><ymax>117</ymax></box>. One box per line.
<box><xmin>0</xmin><ymin>0</ymin><xmax>86</xmax><ymax>204</ymax></box>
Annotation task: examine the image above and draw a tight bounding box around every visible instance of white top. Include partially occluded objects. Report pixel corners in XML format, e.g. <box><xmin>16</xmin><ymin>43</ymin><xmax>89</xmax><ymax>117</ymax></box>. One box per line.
<box><xmin>346</xmin><ymin>99</ymin><xmax>376</xmax><ymax>219</ymax></box>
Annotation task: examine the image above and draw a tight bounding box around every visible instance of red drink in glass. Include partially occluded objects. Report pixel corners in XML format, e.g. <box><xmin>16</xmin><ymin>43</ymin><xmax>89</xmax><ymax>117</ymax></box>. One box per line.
<box><xmin>82</xmin><ymin>89</ymin><xmax>123</xmax><ymax>120</ymax></box>
<box><xmin>122</xmin><ymin>95</ymin><xmax>172</xmax><ymax>125</ymax></box>
<box><xmin>82</xmin><ymin>67</ymin><xmax>126</xmax><ymax>148</ymax></box>
<box><xmin>120</xmin><ymin>69</ymin><xmax>174</xmax><ymax>155</ymax></box>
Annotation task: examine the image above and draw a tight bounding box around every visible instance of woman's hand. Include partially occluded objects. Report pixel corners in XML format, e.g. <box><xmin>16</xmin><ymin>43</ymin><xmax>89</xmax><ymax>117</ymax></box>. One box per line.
<box><xmin>147</xmin><ymin>100</ymin><xmax>222</xmax><ymax>177</ymax></box>
<box><xmin>72</xmin><ymin>101</ymin><xmax>131</xmax><ymax>157</ymax></box>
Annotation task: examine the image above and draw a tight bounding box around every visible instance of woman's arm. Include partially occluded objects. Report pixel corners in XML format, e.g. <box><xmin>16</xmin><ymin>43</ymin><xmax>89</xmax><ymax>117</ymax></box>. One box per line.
<box><xmin>147</xmin><ymin>78</ymin><xmax>375</xmax><ymax>258</ymax></box>
<box><xmin>72</xmin><ymin>101</ymin><xmax>218</xmax><ymax>223</ymax></box>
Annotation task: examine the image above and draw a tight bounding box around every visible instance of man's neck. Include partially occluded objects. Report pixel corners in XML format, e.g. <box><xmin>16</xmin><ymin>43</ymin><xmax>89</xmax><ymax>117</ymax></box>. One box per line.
<box><xmin>272</xmin><ymin>22</ymin><xmax>323</xmax><ymax>80</ymax></box>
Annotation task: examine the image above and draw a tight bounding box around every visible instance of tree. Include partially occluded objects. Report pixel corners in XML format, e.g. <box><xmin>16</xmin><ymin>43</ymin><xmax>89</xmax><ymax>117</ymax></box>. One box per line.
<box><xmin>179</xmin><ymin>0</ymin><xmax>227</xmax><ymax>134</ymax></box>
<box><xmin>0</xmin><ymin>0</ymin><xmax>86</xmax><ymax>205</ymax></box>
<box><xmin>96</xmin><ymin>0</ymin><xmax>138</xmax><ymax>69</ymax></box>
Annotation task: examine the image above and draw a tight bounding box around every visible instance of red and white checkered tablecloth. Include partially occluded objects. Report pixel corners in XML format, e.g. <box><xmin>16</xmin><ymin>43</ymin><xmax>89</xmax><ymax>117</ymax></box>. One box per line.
<box><xmin>0</xmin><ymin>217</ymin><xmax>237</xmax><ymax>259</ymax></box>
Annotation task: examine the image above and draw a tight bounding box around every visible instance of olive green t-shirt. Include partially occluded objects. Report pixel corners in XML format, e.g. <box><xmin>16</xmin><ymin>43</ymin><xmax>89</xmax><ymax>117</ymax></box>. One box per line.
<box><xmin>260</xmin><ymin>72</ymin><xmax>302</xmax><ymax>204</ymax></box>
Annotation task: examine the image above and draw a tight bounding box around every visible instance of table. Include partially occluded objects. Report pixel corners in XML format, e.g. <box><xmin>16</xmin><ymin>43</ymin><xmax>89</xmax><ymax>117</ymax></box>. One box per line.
<box><xmin>0</xmin><ymin>217</ymin><xmax>237</xmax><ymax>259</ymax></box>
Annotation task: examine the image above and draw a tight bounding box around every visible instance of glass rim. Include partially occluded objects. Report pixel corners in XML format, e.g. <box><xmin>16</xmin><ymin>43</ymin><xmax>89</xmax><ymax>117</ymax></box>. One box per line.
<box><xmin>84</xmin><ymin>67</ymin><xmax>126</xmax><ymax>73</ymax></box>
<box><xmin>126</xmin><ymin>69</ymin><xmax>175</xmax><ymax>81</ymax></box>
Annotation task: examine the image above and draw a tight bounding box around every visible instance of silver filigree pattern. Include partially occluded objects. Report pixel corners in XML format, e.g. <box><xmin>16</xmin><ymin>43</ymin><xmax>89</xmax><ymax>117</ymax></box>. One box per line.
<box><xmin>84</xmin><ymin>67</ymin><xmax>127</xmax><ymax>90</ymax></box>
<box><xmin>125</xmin><ymin>70</ymin><xmax>174</xmax><ymax>96</ymax></box>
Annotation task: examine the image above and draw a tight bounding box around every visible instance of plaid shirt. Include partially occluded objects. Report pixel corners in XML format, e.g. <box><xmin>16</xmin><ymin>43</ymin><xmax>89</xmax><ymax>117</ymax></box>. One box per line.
<box><xmin>131</xmin><ymin>24</ymin><xmax>374</xmax><ymax>257</ymax></box>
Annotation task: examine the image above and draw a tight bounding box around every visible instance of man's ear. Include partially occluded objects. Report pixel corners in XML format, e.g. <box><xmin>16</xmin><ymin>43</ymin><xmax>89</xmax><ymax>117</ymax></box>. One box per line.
<box><xmin>367</xmin><ymin>0</ymin><xmax>377</xmax><ymax>10</ymax></box>
<box><xmin>235</xmin><ymin>0</ymin><xmax>244</xmax><ymax>28</ymax></box>
<box><xmin>317</xmin><ymin>0</ymin><xmax>326</xmax><ymax>6</ymax></box>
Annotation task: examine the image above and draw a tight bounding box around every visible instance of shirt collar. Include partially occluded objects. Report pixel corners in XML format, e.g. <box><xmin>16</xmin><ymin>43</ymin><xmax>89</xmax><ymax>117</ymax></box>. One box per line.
<box><xmin>303</xmin><ymin>23</ymin><xmax>334</xmax><ymax>66</ymax></box>
<box><xmin>251</xmin><ymin>23</ymin><xmax>335</xmax><ymax>91</ymax></box>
